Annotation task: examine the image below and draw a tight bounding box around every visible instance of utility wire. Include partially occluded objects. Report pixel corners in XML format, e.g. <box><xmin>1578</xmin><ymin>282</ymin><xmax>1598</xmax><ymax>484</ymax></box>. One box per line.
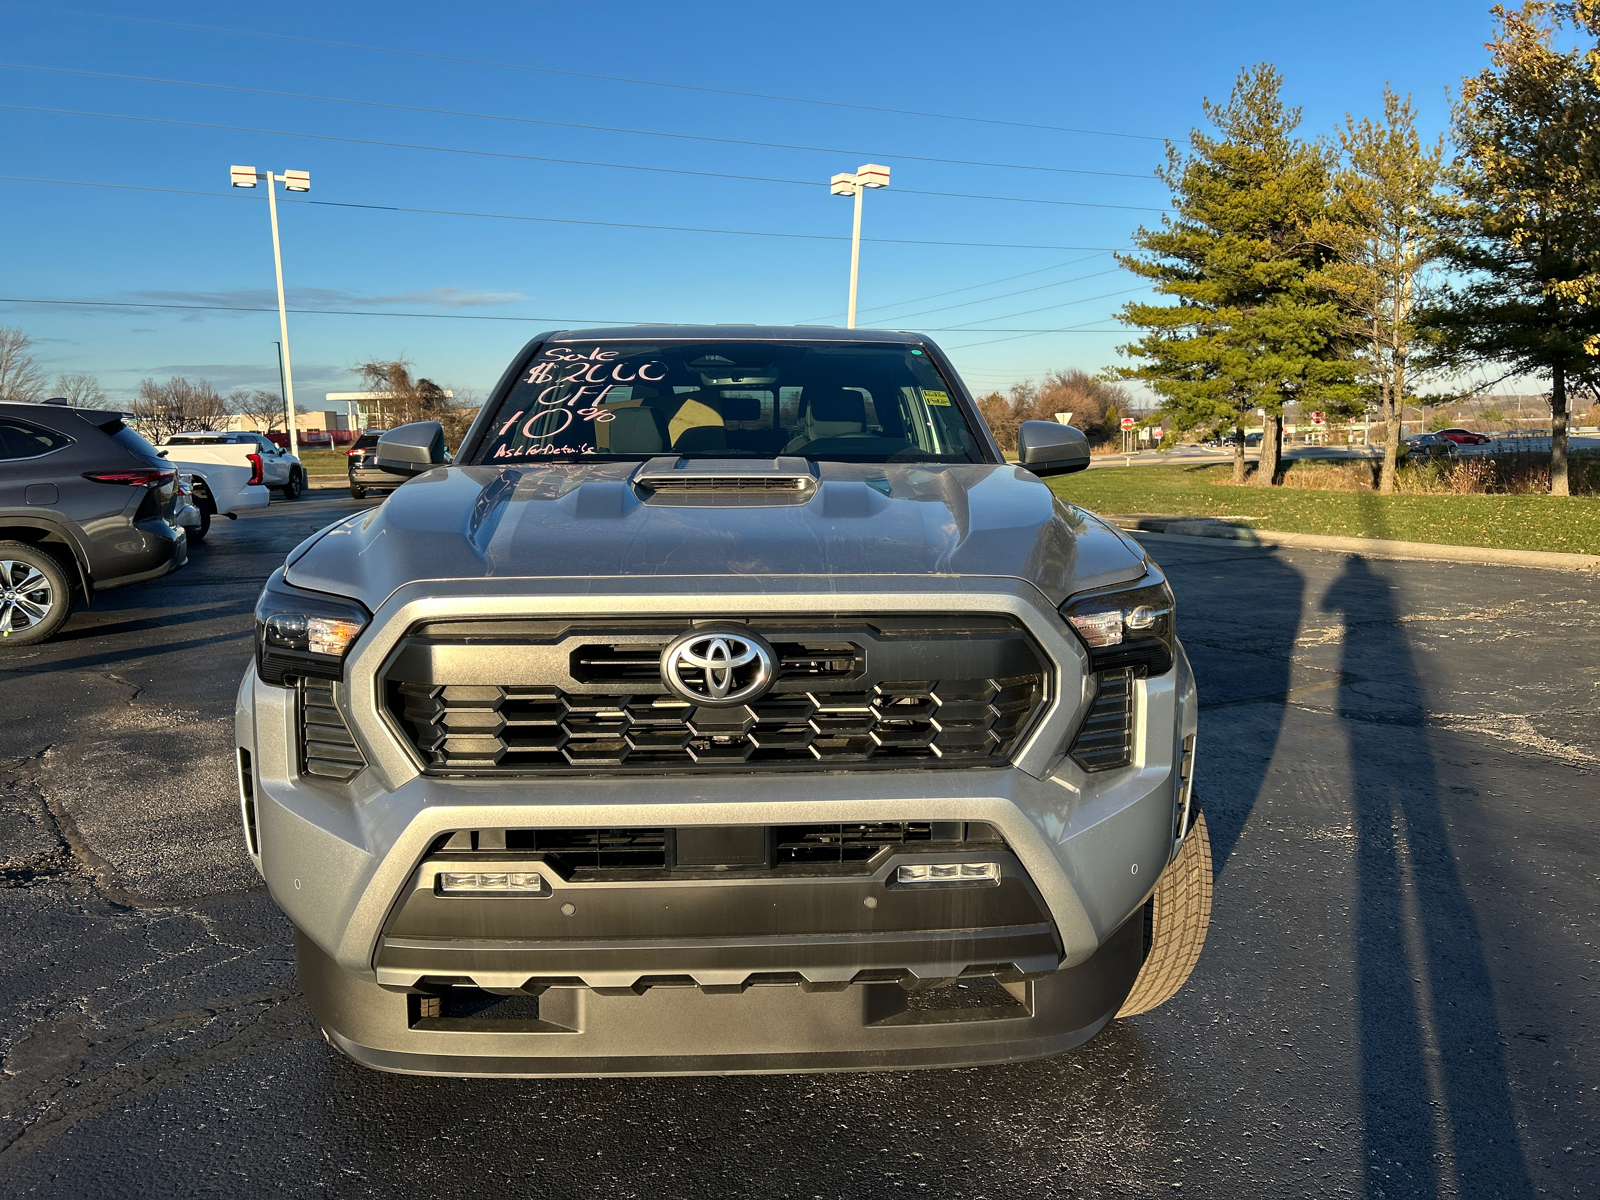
<box><xmin>0</xmin><ymin>295</ymin><xmax>1136</xmax><ymax>332</ymax></box>
<box><xmin>0</xmin><ymin>62</ymin><xmax>1167</xmax><ymax>188</ymax></box>
<box><xmin>802</xmin><ymin>252</ymin><xmax>1112</xmax><ymax>323</ymax></box>
<box><xmin>944</xmin><ymin>317</ymin><xmax>1132</xmax><ymax>350</ymax></box>
<box><xmin>933</xmin><ymin>284</ymin><xmax>1152</xmax><ymax>329</ymax></box>
<box><xmin>0</xmin><ymin>174</ymin><xmax>1126</xmax><ymax>251</ymax></box>
<box><xmin>872</xmin><ymin>267</ymin><xmax>1126</xmax><ymax>323</ymax></box>
<box><xmin>40</xmin><ymin>9</ymin><xmax>1167</xmax><ymax>143</ymax></box>
<box><xmin>1</xmin><ymin>104</ymin><xmax>1164</xmax><ymax>213</ymax></box>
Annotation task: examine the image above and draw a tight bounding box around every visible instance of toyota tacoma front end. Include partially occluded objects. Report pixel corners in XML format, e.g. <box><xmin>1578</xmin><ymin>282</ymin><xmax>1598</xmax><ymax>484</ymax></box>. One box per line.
<box><xmin>236</xmin><ymin>326</ymin><xmax>1209</xmax><ymax>1076</ymax></box>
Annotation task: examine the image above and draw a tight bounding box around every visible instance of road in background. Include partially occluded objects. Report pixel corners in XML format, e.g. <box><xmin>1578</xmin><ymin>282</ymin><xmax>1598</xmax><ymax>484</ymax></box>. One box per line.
<box><xmin>2</xmin><ymin>487</ymin><xmax>1596</xmax><ymax>1198</ymax></box>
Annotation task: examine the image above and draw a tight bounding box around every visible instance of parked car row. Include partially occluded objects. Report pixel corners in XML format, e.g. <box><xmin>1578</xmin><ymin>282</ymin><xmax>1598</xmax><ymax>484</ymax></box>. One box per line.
<box><xmin>0</xmin><ymin>400</ymin><xmax>331</xmax><ymax>646</ymax></box>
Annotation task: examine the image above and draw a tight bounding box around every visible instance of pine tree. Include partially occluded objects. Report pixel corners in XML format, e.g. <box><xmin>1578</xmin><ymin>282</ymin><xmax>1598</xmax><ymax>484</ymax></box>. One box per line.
<box><xmin>1429</xmin><ymin>1</ymin><xmax>1600</xmax><ymax>496</ymax></box>
<box><xmin>1115</xmin><ymin>65</ymin><xmax>1353</xmax><ymax>485</ymax></box>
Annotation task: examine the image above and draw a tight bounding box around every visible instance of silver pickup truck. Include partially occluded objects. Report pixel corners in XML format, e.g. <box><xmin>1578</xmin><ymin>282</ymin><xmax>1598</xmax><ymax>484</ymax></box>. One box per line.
<box><xmin>236</xmin><ymin>326</ymin><xmax>1209</xmax><ymax>1077</ymax></box>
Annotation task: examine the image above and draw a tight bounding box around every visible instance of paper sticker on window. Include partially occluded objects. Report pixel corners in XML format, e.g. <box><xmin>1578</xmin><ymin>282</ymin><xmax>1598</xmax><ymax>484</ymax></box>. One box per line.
<box><xmin>924</xmin><ymin>390</ymin><xmax>952</xmax><ymax>406</ymax></box>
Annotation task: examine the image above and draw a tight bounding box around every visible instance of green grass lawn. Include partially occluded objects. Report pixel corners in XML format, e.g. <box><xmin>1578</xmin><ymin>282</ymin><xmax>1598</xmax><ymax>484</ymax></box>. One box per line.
<box><xmin>1050</xmin><ymin>463</ymin><xmax>1600</xmax><ymax>556</ymax></box>
<box><xmin>297</xmin><ymin>447</ymin><xmax>351</xmax><ymax>475</ymax></box>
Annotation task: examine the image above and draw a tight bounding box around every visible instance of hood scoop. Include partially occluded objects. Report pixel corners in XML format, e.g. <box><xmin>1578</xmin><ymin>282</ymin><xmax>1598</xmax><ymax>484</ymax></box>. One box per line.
<box><xmin>632</xmin><ymin>456</ymin><xmax>818</xmax><ymax>507</ymax></box>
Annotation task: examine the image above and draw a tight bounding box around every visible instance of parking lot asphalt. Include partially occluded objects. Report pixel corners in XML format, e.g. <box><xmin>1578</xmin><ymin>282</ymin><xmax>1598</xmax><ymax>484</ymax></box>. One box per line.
<box><xmin>1</xmin><ymin>484</ymin><xmax>1596</xmax><ymax>1199</ymax></box>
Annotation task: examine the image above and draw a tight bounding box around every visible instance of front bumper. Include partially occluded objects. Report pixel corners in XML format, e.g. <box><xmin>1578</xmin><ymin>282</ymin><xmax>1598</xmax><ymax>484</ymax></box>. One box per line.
<box><xmin>237</xmin><ymin>578</ymin><xmax>1198</xmax><ymax>1074</ymax></box>
<box><xmin>299</xmin><ymin>909</ymin><xmax>1144</xmax><ymax>1077</ymax></box>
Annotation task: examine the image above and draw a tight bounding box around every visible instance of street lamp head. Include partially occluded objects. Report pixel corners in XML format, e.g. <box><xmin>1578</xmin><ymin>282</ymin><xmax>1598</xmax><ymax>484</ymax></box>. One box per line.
<box><xmin>855</xmin><ymin>163</ymin><xmax>890</xmax><ymax>189</ymax></box>
<box><xmin>830</xmin><ymin>172</ymin><xmax>857</xmax><ymax>197</ymax></box>
<box><xmin>230</xmin><ymin>165</ymin><xmax>258</xmax><ymax>188</ymax></box>
<box><xmin>282</xmin><ymin>170</ymin><xmax>311</xmax><ymax>193</ymax></box>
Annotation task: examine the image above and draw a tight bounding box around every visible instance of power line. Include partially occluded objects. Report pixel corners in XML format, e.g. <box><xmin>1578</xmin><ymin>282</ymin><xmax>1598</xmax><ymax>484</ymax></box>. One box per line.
<box><xmin>933</xmin><ymin>284</ymin><xmax>1152</xmax><ymax>329</ymax></box>
<box><xmin>0</xmin><ymin>104</ymin><xmax>850</xmax><ymax>191</ymax></box>
<box><xmin>0</xmin><ymin>62</ymin><xmax>1167</xmax><ymax>188</ymax></box>
<box><xmin>42</xmin><ymin>9</ymin><xmax>1167</xmax><ymax>143</ymax></box>
<box><xmin>0</xmin><ymin>296</ymin><xmax>634</xmax><ymax>322</ymax></box>
<box><xmin>2</xmin><ymin>104</ymin><xmax>1164</xmax><ymax>213</ymax></box>
<box><xmin>874</xmin><ymin>267</ymin><xmax>1126</xmax><ymax>323</ymax></box>
<box><xmin>807</xmin><ymin>252</ymin><xmax>1113</xmax><ymax>323</ymax></box>
<box><xmin>0</xmin><ymin>174</ymin><xmax>1127</xmax><ymax>251</ymax></box>
<box><xmin>943</xmin><ymin>318</ymin><xmax>1132</xmax><ymax>350</ymax></box>
<box><xmin>0</xmin><ymin>295</ymin><xmax>1133</xmax><ymax>333</ymax></box>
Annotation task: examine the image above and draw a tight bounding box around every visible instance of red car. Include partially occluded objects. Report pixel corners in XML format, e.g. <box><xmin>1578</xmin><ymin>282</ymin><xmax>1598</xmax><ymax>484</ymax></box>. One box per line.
<box><xmin>1436</xmin><ymin>428</ymin><xmax>1492</xmax><ymax>445</ymax></box>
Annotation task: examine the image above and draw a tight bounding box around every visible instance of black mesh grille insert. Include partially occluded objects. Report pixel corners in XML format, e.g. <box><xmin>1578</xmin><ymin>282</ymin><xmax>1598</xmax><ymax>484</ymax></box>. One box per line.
<box><xmin>1068</xmin><ymin>668</ymin><xmax>1134</xmax><ymax>772</ymax></box>
<box><xmin>428</xmin><ymin>821</ymin><xmax>1003</xmax><ymax>877</ymax></box>
<box><xmin>507</xmin><ymin>827</ymin><xmax>669</xmax><ymax>873</ymax></box>
<box><xmin>384</xmin><ymin>618</ymin><xmax>1049</xmax><ymax>775</ymax></box>
<box><xmin>775</xmin><ymin>822</ymin><xmax>942</xmax><ymax>864</ymax></box>
<box><xmin>299</xmin><ymin>679</ymin><xmax>366</xmax><ymax>781</ymax></box>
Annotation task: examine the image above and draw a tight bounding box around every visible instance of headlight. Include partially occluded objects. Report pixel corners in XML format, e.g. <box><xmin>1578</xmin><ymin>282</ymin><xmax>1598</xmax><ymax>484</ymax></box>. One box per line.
<box><xmin>254</xmin><ymin>568</ymin><xmax>370</xmax><ymax>685</ymax></box>
<box><xmin>1061</xmin><ymin>570</ymin><xmax>1175</xmax><ymax>675</ymax></box>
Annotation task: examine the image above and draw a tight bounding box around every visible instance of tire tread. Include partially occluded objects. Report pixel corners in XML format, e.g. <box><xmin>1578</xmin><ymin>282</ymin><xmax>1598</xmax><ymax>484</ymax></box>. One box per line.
<box><xmin>1117</xmin><ymin>809</ymin><xmax>1213</xmax><ymax>1017</ymax></box>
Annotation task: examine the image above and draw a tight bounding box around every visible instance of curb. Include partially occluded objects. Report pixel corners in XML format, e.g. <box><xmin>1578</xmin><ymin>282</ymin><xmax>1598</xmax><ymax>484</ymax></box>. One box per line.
<box><xmin>1106</xmin><ymin>515</ymin><xmax>1600</xmax><ymax>574</ymax></box>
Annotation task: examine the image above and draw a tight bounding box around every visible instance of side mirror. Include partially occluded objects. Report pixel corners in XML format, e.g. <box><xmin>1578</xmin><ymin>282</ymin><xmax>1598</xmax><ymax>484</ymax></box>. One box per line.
<box><xmin>1016</xmin><ymin>420</ymin><xmax>1091</xmax><ymax>477</ymax></box>
<box><xmin>375</xmin><ymin>421</ymin><xmax>448</xmax><ymax>477</ymax></box>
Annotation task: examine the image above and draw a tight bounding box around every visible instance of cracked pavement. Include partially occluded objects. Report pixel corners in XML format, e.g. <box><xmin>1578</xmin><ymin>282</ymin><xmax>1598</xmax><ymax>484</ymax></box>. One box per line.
<box><xmin>1</xmin><ymin>488</ymin><xmax>1595</xmax><ymax>1198</ymax></box>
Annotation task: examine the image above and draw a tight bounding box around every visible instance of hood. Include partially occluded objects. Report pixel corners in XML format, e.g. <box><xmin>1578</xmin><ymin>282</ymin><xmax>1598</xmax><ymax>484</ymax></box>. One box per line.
<box><xmin>285</xmin><ymin>461</ymin><xmax>1148</xmax><ymax>612</ymax></box>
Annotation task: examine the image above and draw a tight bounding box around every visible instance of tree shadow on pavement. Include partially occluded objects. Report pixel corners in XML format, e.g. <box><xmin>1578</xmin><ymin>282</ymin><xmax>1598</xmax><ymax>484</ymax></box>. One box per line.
<box><xmin>1323</xmin><ymin>547</ymin><xmax>1533</xmax><ymax>1199</ymax></box>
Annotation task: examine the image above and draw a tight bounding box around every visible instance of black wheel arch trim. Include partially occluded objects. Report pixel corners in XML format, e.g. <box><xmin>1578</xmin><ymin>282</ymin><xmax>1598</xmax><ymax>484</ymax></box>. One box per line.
<box><xmin>0</xmin><ymin>515</ymin><xmax>94</xmax><ymax>600</ymax></box>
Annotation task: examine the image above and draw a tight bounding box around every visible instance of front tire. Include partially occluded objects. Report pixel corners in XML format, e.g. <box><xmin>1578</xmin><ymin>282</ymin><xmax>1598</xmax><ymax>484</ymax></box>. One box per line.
<box><xmin>1117</xmin><ymin>809</ymin><xmax>1212</xmax><ymax>1017</ymax></box>
<box><xmin>0</xmin><ymin>542</ymin><xmax>73</xmax><ymax>647</ymax></box>
<box><xmin>283</xmin><ymin>468</ymin><xmax>303</xmax><ymax>499</ymax></box>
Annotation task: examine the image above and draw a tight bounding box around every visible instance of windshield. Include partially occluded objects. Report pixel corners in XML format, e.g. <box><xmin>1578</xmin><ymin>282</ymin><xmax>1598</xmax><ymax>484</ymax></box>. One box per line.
<box><xmin>472</xmin><ymin>341</ymin><xmax>983</xmax><ymax>464</ymax></box>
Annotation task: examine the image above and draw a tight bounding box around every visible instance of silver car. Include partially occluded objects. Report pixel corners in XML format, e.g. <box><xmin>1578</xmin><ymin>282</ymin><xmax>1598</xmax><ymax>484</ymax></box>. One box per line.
<box><xmin>236</xmin><ymin>326</ymin><xmax>1209</xmax><ymax>1077</ymax></box>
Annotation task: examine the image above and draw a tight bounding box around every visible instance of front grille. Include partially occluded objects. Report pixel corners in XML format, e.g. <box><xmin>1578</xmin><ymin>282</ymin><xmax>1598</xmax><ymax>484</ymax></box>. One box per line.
<box><xmin>384</xmin><ymin>618</ymin><xmax>1048</xmax><ymax>775</ymax></box>
<box><xmin>426</xmin><ymin>821</ymin><xmax>1003</xmax><ymax>878</ymax></box>
<box><xmin>1068</xmin><ymin>668</ymin><xmax>1134</xmax><ymax>772</ymax></box>
<box><xmin>774</xmin><ymin>821</ymin><xmax>997</xmax><ymax>863</ymax></box>
<box><xmin>299</xmin><ymin>679</ymin><xmax>367</xmax><ymax>781</ymax></box>
<box><xmin>512</xmin><ymin>827</ymin><xmax>669</xmax><ymax>873</ymax></box>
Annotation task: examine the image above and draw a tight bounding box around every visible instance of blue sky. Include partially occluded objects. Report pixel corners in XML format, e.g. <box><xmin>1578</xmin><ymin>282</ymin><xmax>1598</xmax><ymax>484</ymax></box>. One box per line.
<box><xmin>2</xmin><ymin>0</ymin><xmax>1496</xmax><ymax>408</ymax></box>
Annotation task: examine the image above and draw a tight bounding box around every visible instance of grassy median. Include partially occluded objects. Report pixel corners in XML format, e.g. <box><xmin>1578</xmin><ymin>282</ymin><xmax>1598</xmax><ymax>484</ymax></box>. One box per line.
<box><xmin>297</xmin><ymin>448</ymin><xmax>351</xmax><ymax>475</ymax></box>
<box><xmin>1050</xmin><ymin>462</ymin><xmax>1600</xmax><ymax>556</ymax></box>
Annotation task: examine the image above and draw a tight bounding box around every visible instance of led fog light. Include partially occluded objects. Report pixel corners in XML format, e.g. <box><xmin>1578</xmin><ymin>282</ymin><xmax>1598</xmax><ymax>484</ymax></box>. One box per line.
<box><xmin>895</xmin><ymin>862</ymin><xmax>1000</xmax><ymax>886</ymax></box>
<box><xmin>437</xmin><ymin>871</ymin><xmax>547</xmax><ymax>896</ymax></box>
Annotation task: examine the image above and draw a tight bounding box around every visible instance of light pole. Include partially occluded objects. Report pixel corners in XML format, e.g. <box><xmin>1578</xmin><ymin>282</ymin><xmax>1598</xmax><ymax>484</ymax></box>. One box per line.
<box><xmin>830</xmin><ymin>164</ymin><xmax>890</xmax><ymax>328</ymax></box>
<box><xmin>231</xmin><ymin>165</ymin><xmax>310</xmax><ymax>458</ymax></box>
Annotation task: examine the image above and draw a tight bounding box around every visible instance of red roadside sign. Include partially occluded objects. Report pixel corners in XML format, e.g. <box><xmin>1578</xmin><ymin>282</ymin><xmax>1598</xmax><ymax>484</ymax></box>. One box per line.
<box><xmin>1120</xmin><ymin>417</ymin><xmax>1135</xmax><ymax>430</ymax></box>
<box><xmin>1310</xmin><ymin>411</ymin><xmax>1326</xmax><ymax>425</ymax></box>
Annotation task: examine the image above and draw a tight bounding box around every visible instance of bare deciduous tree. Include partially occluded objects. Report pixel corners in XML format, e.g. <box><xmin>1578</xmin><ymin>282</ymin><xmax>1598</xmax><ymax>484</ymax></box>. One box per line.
<box><xmin>229</xmin><ymin>387</ymin><xmax>290</xmax><ymax>433</ymax></box>
<box><xmin>53</xmin><ymin>373</ymin><xmax>106</xmax><ymax>407</ymax></box>
<box><xmin>1320</xmin><ymin>87</ymin><xmax>1446</xmax><ymax>493</ymax></box>
<box><xmin>0</xmin><ymin>326</ymin><xmax>46</xmax><ymax>403</ymax></box>
<box><xmin>130</xmin><ymin>377</ymin><xmax>229</xmax><ymax>443</ymax></box>
<box><xmin>354</xmin><ymin>358</ymin><xmax>474</xmax><ymax>447</ymax></box>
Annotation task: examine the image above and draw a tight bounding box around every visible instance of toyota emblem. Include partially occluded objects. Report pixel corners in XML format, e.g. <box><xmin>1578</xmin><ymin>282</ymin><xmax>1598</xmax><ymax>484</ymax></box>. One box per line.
<box><xmin>660</xmin><ymin>628</ymin><xmax>776</xmax><ymax>706</ymax></box>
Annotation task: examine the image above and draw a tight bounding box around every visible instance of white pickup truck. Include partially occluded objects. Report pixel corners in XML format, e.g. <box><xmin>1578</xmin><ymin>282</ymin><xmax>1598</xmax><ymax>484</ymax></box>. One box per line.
<box><xmin>162</xmin><ymin>431</ymin><xmax>306</xmax><ymax>498</ymax></box>
<box><xmin>157</xmin><ymin>433</ymin><xmax>282</xmax><ymax>534</ymax></box>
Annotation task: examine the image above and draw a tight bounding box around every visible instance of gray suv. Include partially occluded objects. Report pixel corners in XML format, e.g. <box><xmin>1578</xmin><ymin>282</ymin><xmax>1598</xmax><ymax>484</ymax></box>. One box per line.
<box><xmin>237</xmin><ymin>327</ymin><xmax>1209</xmax><ymax>1076</ymax></box>
<box><xmin>1</xmin><ymin>400</ymin><xmax>187</xmax><ymax>645</ymax></box>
